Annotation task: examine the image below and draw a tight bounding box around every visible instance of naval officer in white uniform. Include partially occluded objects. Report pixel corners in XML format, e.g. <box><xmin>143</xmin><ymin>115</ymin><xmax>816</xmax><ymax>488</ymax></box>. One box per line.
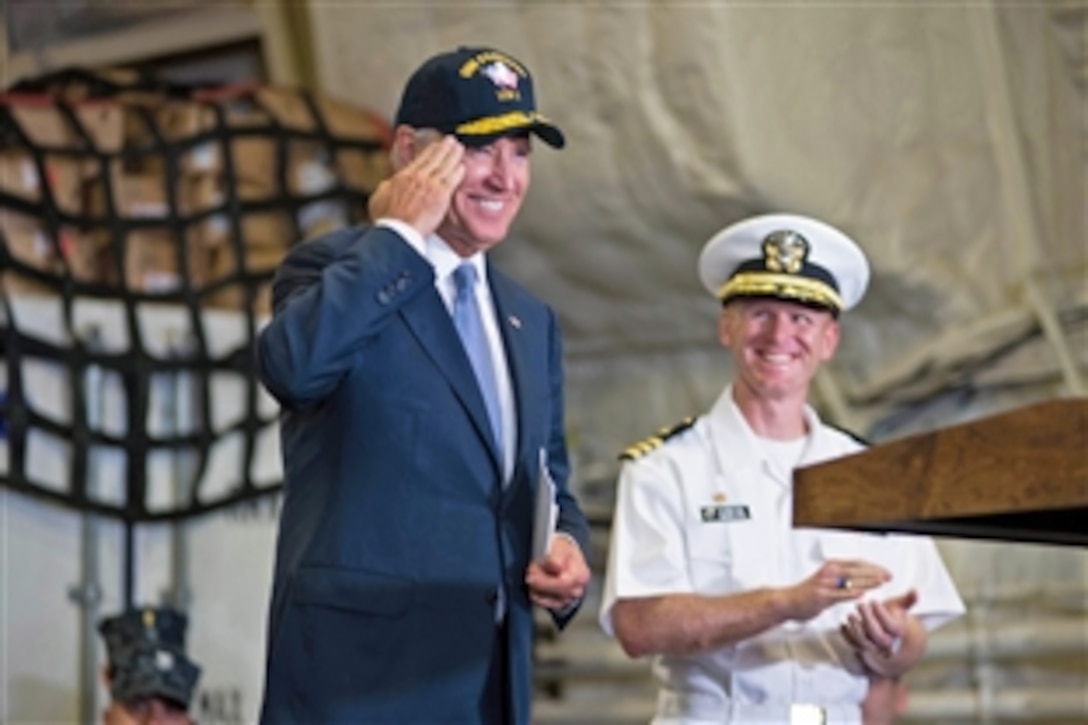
<box><xmin>600</xmin><ymin>213</ymin><xmax>964</xmax><ymax>724</ymax></box>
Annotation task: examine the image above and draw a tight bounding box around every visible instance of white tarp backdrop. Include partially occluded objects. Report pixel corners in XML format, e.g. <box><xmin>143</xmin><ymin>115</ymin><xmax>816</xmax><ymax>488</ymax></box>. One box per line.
<box><xmin>305</xmin><ymin>2</ymin><xmax>1085</xmax><ymax>455</ymax></box>
<box><xmin>2</xmin><ymin>2</ymin><xmax>1086</xmax><ymax>723</ymax></box>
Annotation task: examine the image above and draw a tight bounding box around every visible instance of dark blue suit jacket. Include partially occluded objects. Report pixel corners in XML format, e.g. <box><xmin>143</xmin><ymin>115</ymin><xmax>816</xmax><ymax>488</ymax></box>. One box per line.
<box><xmin>256</xmin><ymin>225</ymin><xmax>590</xmax><ymax>724</ymax></box>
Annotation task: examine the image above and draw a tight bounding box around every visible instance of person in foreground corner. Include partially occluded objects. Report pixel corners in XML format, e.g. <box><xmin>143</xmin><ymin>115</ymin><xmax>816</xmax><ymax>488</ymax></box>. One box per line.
<box><xmin>256</xmin><ymin>46</ymin><xmax>591</xmax><ymax>725</ymax></box>
<box><xmin>599</xmin><ymin>213</ymin><xmax>965</xmax><ymax>724</ymax></box>
<box><xmin>99</xmin><ymin>606</ymin><xmax>201</xmax><ymax>725</ymax></box>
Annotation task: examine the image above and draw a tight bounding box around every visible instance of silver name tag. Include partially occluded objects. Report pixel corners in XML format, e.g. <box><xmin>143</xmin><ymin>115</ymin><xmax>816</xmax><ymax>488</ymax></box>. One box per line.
<box><xmin>700</xmin><ymin>505</ymin><xmax>750</xmax><ymax>523</ymax></box>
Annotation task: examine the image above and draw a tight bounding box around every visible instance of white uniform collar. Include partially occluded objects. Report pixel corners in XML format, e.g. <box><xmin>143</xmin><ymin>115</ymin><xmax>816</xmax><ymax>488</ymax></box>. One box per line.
<box><xmin>704</xmin><ymin>384</ymin><xmax>826</xmax><ymax>483</ymax></box>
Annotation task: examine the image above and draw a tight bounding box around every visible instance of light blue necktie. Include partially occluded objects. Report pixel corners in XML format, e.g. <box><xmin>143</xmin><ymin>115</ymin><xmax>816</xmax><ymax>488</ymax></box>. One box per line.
<box><xmin>454</xmin><ymin>264</ymin><xmax>509</xmax><ymax>621</ymax></box>
<box><xmin>452</xmin><ymin>263</ymin><xmax>503</xmax><ymax>454</ymax></box>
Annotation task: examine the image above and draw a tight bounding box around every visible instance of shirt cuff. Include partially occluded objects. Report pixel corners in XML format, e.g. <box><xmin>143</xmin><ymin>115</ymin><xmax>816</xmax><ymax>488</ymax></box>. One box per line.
<box><xmin>553</xmin><ymin>531</ymin><xmax>580</xmax><ymax>550</ymax></box>
<box><xmin>375</xmin><ymin>218</ymin><xmax>426</xmax><ymax>257</ymax></box>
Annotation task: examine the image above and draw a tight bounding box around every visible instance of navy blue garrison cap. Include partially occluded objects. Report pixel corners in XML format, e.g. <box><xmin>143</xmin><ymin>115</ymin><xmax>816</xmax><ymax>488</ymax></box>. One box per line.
<box><xmin>99</xmin><ymin>607</ymin><xmax>201</xmax><ymax>708</ymax></box>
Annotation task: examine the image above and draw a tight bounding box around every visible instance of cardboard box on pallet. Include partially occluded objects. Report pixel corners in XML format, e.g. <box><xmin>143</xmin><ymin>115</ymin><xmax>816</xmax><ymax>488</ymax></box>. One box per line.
<box><xmin>62</xmin><ymin>231</ymin><xmax>109</xmax><ymax>284</ymax></box>
<box><xmin>123</xmin><ymin>99</ymin><xmax>223</xmax><ymax>177</ymax></box>
<box><xmin>83</xmin><ymin>167</ymin><xmax>295</xmax><ymax>299</ymax></box>
<box><xmin>0</xmin><ymin>152</ymin><xmax>87</xmax><ymax>217</ymax></box>
<box><xmin>1</xmin><ymin>100</ymin><xmax>123</xmax><ymax>212</ymax></box>
<box><xmin>203</xmin><ymin>242</ymin><xmax>287</xmax><ymax>316</ymax></box>
<box><xmin>204</xmin><ymin>208</ymin><xmax>297</xmax><ymax>252</ymax></box>
<box><xmin>0</xmin><ymin>209</ymin><xmax>106</xmax><ymax>294</ymax></box>
<box><xmin>228</xmin><ymin>136</ymin><xmax>351</xmax><ymax>202</ymax></box>
<box><xmin>2</xmin><ymin>84</ymin><xmax>387</xmax><ymax>305</ymax></box>
<box><xmin>98</xmin><ymin>227</ymin><xmax>209</xmax><ymax>295</ymax></box>
<box><xmin>182</xmin><ymin>173</ymin><xmax>297</xmax><ymax>250</ymax></box>
<box><xmin>83</xmin><ymin>167</ymin><xmax>216</xmax><ymax>294</ymax></box>
<box><xmin>5</xmin><ymin>101</ymin><xmax>124</xmax><ymax>155</ymax></box>
<box><xmin>254</xmin><ymin>86</ymin><xmax>392</xmax><ymax>145</ymax></box>
<box><xmin>0</xmin><ymin>210</ymin><xmax>61</xmax><ymax>295</ymax></box>
<box><xmin>337</xmin><ymin>147</ymin><xmax>390</xmax><ymax>197</ymax></box>
<box><xmin>221</xmin><ymin>86</ymin><xmax>390</xmax><ymax>202</ymax></box>
<box><xmin>128</xmin><ymin>90</ymin><xmax>375</xmax><ymax>198</ymax></box>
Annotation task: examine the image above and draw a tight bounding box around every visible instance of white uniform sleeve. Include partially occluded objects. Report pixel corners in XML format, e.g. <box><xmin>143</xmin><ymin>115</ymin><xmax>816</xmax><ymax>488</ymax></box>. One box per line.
<box><xmin>893</xmin><ymin>534</ymin><xmax>966</xmax><ymax>631</ymax></box>
<box><xmin>599</xmin><ymin>452</ymin><xmax>695</xmax><ymax>636</ymax></box>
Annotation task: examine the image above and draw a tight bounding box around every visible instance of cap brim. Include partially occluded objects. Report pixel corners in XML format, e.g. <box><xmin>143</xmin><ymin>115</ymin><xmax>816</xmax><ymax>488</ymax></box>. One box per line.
<box><xmin>456</xmin><ymin>123</ymin><xmax>565</xmax><ymax>149</ymax></box>
<box><xmin>109</xmin><ymin>647</ymin><xmax>200</xmax><ymax>709</ymax></box>
<box><xmin>112</xmin><ymin>675</ymin><xmax>194</xmax><ymax>710</ymax></box>
<box><xmin>720</xmin><ymin>287</ymin><xmax>843</xmax><ymax>316</ymax></box>
<box><xmin>454</xmin><ymin>113</ymin><xmax>565</xmax><ymax>149</ymax></box>
<box><xmin>528</xmin><ymin>121</ymin><xmax>565</xmax><ymax>148</ymax></box>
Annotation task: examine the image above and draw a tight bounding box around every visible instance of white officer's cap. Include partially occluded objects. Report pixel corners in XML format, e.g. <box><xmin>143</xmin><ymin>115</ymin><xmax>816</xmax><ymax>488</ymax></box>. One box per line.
<box><xmin>697</xmin><ymin>213</ymin><xmax>870</xmax><ymax>315</ymax></box>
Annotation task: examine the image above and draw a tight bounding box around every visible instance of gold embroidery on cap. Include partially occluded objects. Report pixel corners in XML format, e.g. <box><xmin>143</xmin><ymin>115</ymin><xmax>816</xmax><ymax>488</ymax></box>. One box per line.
<box><xmin>459</xmin><ymin>51</ymin><xmax>528</xmax><ymax>79</ymax></box>
<box><xmin>456</xmin><ymin>111</ymin><xmax>550</xmax><ymax>137</ymax></box>
<box><xmin>717</xmin><ymin>272</ymin><xmax>843</xmax><ymax>312</ymax></box>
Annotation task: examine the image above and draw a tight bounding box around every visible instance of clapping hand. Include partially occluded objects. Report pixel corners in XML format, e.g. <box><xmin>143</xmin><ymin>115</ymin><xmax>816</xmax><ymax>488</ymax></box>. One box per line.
<box><xmin>787</xmin><ymin>559</ymin><xmax>891</xmax><ymax>622</ymax></box>
<box><xmin>842</xmin><ymin>590</ymin><xmax>920</xmax><ymax>675</ymax></box>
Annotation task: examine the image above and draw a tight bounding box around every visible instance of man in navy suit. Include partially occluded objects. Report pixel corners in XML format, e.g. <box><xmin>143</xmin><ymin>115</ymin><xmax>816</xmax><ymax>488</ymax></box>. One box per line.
<box><xmin>256</xmin><ymin>46</ymin><xmax>592</xmax><ymax>724</ymax></box>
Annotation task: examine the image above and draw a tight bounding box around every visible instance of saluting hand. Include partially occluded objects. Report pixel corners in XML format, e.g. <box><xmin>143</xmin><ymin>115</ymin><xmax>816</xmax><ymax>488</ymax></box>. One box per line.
<box><xmin>368</xmin><ymin>135</ymin><xmax>465</xmax><ymax>238</ymax></box>
<box><xmin>525</xmin><ymin>534</ymin><xmax>591</xmax><ymax>613</ymax></box>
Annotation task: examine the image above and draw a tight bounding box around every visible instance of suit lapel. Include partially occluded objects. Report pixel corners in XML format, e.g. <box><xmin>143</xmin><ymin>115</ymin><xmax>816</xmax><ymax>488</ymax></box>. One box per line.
<box><xmin>400</xmin><ymin>289</ymin><xmax>502</xmax><ymax>471</ymax></box>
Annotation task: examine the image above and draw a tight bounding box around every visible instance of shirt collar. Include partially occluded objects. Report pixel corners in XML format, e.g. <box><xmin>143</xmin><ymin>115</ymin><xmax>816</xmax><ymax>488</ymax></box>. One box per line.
<box><xmin>426</xmin><ymin>234</ymin><xmax>488</xmax><ymax>288</ymax></box>
<box><xmin>706</xmin><ymin>384</ymin><xmax>825</xmax><ymax>473</ymax></box>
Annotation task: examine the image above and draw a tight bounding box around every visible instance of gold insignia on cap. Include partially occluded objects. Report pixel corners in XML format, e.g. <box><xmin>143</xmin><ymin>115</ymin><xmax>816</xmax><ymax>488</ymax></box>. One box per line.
<box><xmin>717</xmin><ymin>274</ymin><xmax>844</xmax><ymax>312</ymax></box>
<box><xmin>762</xmin><ymin>230</ymin><xmax>808</xmax><ymax>274</ymax></box>
<box><xmin>716</xmin><ymin>229</ymin><xmax>844</xmax><ymax>313</ymax></box>
<box><xmin>718</xmin><ymin>227</ymin><xmax>844</xmax><ymax>309</ymax></box>
<box><xmin>619</xmin><ymin>417</ymin><xmax>697</xmax><ymax>461</ymax></box>
<box><xmin>456</xmin><ymin>110</ymin><xmax>550</xmax><ymax>137</ymax></box>
<box><xmin>459</xmin><ymin>51</ymin><xmax>528</xmax><ymax>79</ymax></box>
<box><xmin>713</xmin><ymin>492</ymin><xmax>727</xmax><ymax>503</ymax></box>
<box><xmin>142</xmin><ymin>609</ymin><xmax>155</xmax><ymax>629</ymax></box>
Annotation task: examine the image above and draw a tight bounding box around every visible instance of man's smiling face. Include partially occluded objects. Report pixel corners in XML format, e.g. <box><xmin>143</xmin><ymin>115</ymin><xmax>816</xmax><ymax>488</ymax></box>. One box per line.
<box><xmin>719</xmin><ymin>297</ymin><xmax>840</xmax><ymax>403</ymax></box>
<box><xmin>437</xmin><ymin>133</ymin><xmax>531</xmax><ymax>257</ymax></box>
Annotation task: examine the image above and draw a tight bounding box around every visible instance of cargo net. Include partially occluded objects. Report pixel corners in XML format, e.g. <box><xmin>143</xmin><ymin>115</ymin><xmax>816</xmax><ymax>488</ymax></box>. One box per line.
<box><xmin>0</xmin><ymin>67</ymin><xmax>391</xmax><ymax>521</ymax></box>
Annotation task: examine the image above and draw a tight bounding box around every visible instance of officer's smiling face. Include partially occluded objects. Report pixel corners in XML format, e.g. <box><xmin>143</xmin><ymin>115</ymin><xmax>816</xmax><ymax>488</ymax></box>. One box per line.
<box><xmin>718</xmin><ymin>297</ymin><xmax>840</xmax><ymax>402</ymax></box>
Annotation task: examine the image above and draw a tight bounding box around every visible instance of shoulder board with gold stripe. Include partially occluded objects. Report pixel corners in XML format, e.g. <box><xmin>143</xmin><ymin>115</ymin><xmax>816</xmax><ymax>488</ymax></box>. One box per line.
<box><xmin>618</xmin><ymin>416</ymin><xmax>698</xmax><ymax>461</ymax></box>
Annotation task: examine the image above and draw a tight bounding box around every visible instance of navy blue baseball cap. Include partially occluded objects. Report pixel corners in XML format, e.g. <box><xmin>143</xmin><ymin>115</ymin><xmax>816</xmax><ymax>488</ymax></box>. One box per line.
<box><xmin>394</xmin><ymin>46</ymin><xmax>565</xmax><ymax>149</ymax></box>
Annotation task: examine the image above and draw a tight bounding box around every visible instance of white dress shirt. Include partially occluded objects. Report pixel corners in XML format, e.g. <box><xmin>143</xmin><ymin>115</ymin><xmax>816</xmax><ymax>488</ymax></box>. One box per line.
<box><xmin>377</xmin><ymin>219</ymin><xmax>516</xmax><ymax>481</ymax></box>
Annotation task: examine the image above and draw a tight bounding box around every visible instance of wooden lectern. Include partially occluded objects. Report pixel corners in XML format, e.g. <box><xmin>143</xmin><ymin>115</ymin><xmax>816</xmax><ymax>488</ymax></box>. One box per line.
<box><xmin>793</xmin><ymin>398</ymin><xmax>1088</xmax><ymax>546</ymax></box>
